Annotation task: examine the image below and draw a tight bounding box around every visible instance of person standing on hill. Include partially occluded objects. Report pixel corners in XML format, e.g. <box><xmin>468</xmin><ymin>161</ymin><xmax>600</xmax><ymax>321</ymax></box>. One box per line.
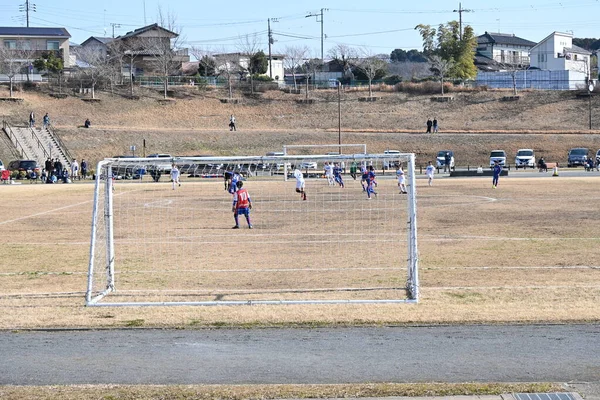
<box><xmin>426</xmin><ymin>117</ymin><xmax>433</xmax><ymax>133</ymax></box>
<box><xmin>29</xmin><ymin>111</ymin><xmax>35</xmax><ymax>127</ymax></box>
<box><xmin>229</xmin><ymin>114</ymin><xmax>236</xmax><ymax>131</ymax></box>
<box><xmin>43</xmin><ymin>113</ymin><xmax>50</xmax><ymax>129</ymax></box>
<box><xmin>433</xmin><ymin>117</ymin><xmax>439</xmax><ymax>133</ymax></box>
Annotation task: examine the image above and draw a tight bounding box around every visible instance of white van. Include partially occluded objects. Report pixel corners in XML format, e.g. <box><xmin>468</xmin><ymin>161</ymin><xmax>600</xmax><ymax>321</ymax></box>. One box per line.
<box><xmin>514</xmin><ymin>149</ymin><xmax>535</xmax><ymax>169</ymax></box>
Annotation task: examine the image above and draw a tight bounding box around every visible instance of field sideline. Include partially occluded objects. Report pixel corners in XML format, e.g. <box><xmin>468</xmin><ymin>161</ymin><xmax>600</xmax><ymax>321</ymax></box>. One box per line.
<box><xmin>0</xmin><ymin>174</ymin><xmax>599</xmax><ymax>329</ymax></box>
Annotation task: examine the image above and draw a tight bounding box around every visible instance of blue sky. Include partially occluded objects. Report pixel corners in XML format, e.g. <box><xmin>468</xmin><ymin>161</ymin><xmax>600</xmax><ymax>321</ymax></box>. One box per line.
<box><xmin>1</xmin><ymin>0</ymin><xmax>599</xmax><ymax>57</ymax></box>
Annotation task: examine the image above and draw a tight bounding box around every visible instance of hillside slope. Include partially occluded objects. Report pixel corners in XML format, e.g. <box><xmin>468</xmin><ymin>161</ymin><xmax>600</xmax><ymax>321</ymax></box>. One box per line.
<box><xmin>1</xmin><ymin>86</ymin><xmax>599</xmax><ymax>166</ymax></box>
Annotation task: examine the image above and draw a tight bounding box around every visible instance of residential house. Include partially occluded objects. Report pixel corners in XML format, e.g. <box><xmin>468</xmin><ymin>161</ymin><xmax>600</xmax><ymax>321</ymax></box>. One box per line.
<box><xmin>214</xmin><ymin>52</ymin><xmax>285</xmax><ymax>84</ymax></box>
<box><xmin>476</xmin><ymin>31</ymin><xmax>593</xmax><ymax>90</ymax></box>
<box><xmin>0</xmin><ymin>26</ymin><xmax>72</xmax><ymax>73</ymax></box>
<box><xmin>529</xmin><ymin>31</ymin><xmax>591</xmax><ymax>78</ymax></box>
<box><xmin>77</xmin><ymin>24</ymin><xmax>189</xmax><ymax>78</ymax></box>
<box><xmin>477</xmin><ymin>32</ymin><xmax>536</xmax><ymax>66</ymax></box>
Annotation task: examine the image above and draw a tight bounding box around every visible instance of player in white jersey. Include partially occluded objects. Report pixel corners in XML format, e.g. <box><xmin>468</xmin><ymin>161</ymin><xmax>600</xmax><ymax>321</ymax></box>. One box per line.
<box><xmin>324</xmin><ymin>162</ymin><xmax>335</xmax><ymax>186</ymax></box>
<box><xmin>425</xmin><ymin>161</ymin><xmax>435</xmax><ymax>186</ymax></box>
<box><xmin>170</xmin><ymin>163</ymin><xmax>181</xmax><ymax>190</ymax></box>
<box><xmin>397</xmin><ymin>164</ymin><xmax>407</xmax><ymax>194</ymax></box>
<box><xmin>294</xmin><ymin>168</ymin><xmax>307</xmax><ymax>200</ymax></box>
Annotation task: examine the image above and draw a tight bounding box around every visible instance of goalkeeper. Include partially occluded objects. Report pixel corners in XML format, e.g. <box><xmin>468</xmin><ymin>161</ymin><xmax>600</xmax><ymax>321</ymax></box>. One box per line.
<box><xmin>294</xmin><ymin>168</ymin><xmax>307</xmax><ymax>200</ymax></box>
<box><xmin>232</xmin><ymin>180</ymin><xmax>253</xmax><ymax>229</ymax></box>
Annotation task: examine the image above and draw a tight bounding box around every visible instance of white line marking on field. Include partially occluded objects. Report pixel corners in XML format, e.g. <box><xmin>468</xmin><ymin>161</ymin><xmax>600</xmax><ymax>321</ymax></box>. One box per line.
<box><xmin>0</xmin><ymin>199</ymin><xmax>93</xmax><ymax>226</ymax></box>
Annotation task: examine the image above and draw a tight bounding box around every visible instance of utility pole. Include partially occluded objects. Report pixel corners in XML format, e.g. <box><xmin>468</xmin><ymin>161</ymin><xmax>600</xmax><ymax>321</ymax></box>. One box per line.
<box><xmin>110</xmin><ymin>23</ymin><xmax>121</xmax><ymax>38</ymax></box>
<box><xmin>20</xmin><ymin>0</ymin><xmax>36</xmax><ymax>27</ymax></box>
<box><xmin>306</xmin><ymin>8</ymin><xmax>328</xmax><ymax>63</ymax></box>
<box><xmin>338</xmin><ymin>81</ymin><xmax>341</xmax><ymax>153</ymax></box>
<box><xmin>267</xmin><ymin>18</ymin><xmax>278</xmax><ymax>79</ymax></box>
<box><xmin>452</xmin><ymin>2</ymin><xmax>473</xmax><ymax>41</ymax></box>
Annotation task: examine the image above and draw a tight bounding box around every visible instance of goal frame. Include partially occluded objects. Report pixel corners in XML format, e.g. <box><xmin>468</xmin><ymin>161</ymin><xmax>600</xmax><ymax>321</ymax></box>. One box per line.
<box><xmin>282</xmin><ymin>144</ymin><xmax>367</xmax><ymax>181</ymax></box>
<box><xmin>85</xmin><ymin>153</ymin><xmax>419</xmax><ymax>307</ymax></box>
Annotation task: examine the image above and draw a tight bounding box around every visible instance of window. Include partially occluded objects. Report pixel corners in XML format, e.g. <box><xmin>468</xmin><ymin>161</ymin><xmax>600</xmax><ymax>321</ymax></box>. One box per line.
<box><xmin>4</xmin><ymin>40</ymin><xmax>16</xmax><ymax>49</ymax></box>
<box><xmin>47</xmin><ymin>41</ymin><xmax>60</xmax><ymax>51</ymax></box>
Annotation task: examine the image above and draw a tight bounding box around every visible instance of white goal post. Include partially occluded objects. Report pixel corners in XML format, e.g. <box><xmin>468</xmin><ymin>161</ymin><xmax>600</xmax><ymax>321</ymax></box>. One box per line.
<box><xmin>282</xmin><ymin>144</ymin><xmax>367</xmax><ymax>181</ymax></box>
<box><xmin>86</xmin><ymin>153</ymin><xmax>419</xmax><ymax>306</ymax></box>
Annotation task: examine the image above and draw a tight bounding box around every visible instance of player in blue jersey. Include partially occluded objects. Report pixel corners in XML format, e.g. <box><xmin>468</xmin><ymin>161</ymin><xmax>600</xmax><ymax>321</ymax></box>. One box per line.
<box><xmin>492</xmin><ymin>160</ymin><xmax>502</xmax><ymax>188</ymax></box>
<box><xmin>360</xmin><ymin>163</ymin><xmax>368</xmax><ymax>191</ymax></box>
<box><xmin>366</xmin><ymin>165</ymin><xmax>377</xmax><ymax>199</ymax></box>
<box><xmin>333</xmin><ymin>163</ymin><xmax>344</xmax><ymax>188</ymax></box>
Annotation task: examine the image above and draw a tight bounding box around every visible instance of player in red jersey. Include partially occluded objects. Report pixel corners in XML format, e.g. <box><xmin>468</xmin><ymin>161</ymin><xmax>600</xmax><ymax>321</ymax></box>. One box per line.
<box><xmin>231</xmin><ymin>180</ymin><xmax>253</xmax><ymax>229</ymax></box>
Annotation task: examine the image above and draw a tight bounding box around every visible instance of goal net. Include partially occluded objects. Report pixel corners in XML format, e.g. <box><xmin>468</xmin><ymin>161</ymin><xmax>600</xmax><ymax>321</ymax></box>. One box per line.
<box><xmin>86</xmin><ymin>153</ymin><xmax>419</xmax><ymax>306</ymax></box>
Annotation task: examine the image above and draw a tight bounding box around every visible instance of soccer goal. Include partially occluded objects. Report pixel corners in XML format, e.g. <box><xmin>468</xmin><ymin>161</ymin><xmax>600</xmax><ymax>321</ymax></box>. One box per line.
<box><xmin>85</xmin><ymin>153</ymin><xmax>419</xmax><ymax>306</ymax></box>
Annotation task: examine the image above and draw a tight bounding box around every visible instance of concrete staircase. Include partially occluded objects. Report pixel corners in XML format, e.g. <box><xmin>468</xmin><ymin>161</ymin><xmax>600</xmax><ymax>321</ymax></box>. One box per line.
<box><xmin>2</xmin><ymin>121</ymin><xmax>72</xmax><ymax>172</ymax></box>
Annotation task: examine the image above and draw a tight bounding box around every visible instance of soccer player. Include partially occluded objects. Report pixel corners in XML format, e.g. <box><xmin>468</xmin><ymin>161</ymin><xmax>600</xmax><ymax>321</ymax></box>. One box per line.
<box><xmin>232</xmin><ymin>180</ymin><xmax>252</xmax><ymax>229</ymax></box>
<box><xmin>492</xmin><ymin>160</ymin><xmax>502</xmax><ymax>188</ymax></box>
<box><xmin>294</xmin><ymin>168</ymin><xmax>307</xmax><ymax>200</ymax></box>
<box><xmin>333</xmin><ymin>163</ymin><xmax>344</xmax><ymax>188</ymax></box>
<box><xmin>366</xmin><ymin>165</ymin><xmax>377</xmax><ymax>199</ymax></box>
<box><xmin>425</xmin><ymin>161</ymin><xmax>435</xmax><ymax>186</ymax></box>
<box><xmin>360</xmin><ymin>163</ymin><xmax>368</xmax><ymax>191</ymax></box>
<box><xmin>397</xmin><ymin>164</ymin><xmax>407</xmax><ymax>194</ymax></box>
<box><xmin>324</xmin><ymin>162</ymin><xmax>335</xmax><ymax>186</ymax></box>
<box><xmin>170</xmin><ymin>163</ymin><xmax>181</xmax><ymax>190</ymax></box>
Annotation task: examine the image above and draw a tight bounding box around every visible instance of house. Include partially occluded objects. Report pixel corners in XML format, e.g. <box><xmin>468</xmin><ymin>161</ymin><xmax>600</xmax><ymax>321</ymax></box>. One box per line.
<box><xmin>0</xmin><ymin>26</ymin><xmax>72</xmax><ymax>68</ymax></box>
<box><xmin>79</xmin><ymin>36</ymin><xmax>114</xmax><ymax>58</ymax></box>
<box><xmin>476</xmin><ymin>32</ymin><xmax>536</xmax><ymax>66</ymax></box>
<box><xmin>78</xmin><ymin>24</ymin><xmax>189</xmax><ymax>77</ymax></box>
<box><xmin>476</xmin><ymin>31</ymin><xmax>593</xmax><ymax>90</ymax></box>
<box><xmin>214</xmin><ymin>52</ymin><xmax>285</xmax><ymax>83</ymax></box>
<box><xmin>529</xmin><ymin>31</ymin><xmax>591</xmax><ymax>78</ymax></box>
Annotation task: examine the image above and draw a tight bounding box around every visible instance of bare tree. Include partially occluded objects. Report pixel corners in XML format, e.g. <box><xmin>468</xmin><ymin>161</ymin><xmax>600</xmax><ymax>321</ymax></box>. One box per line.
<box><xmin>143</xmin><ymin>9</ymin><xmax>185</xmax><ymax>99</ymax></box>
<box><xmin>237</xmin><ymin>34</ymin><xmax>262</xmax><ymax>94</ymax></box>
<box><xmin>387</xmin><ymin>61</ymin><xmax>430</xmax><ymax>80</ymax></box>
<box><xmin>429</xmin><ymin>55</ymin><xmax>454</xmax><ymax>96</ymax></box>
<box><xmin>328</xmin><ymin>44</ymin><xmax>357</xmax><ymax>80</ymax></box>
<box><xmin>74</xmin><ymin>47</ymin><xmax>114</xmax><ymax>99</ymax></box>
<box><xmin>283</xmin><ymin>45</ymin><xmax>309</xmax><ymax>90</ymax></box>
<box><xmin>302</xmin><ymin>57</ymin><xmax>323</xmax><ymax>100</ymax></box>
<box><xmin>0</xmin><ymin>40</ymin><xmax>34</xmax><ymax>98</ymax></box>
<box><xmin>215</xmin><ymin>51</ymin><xmax>240</xmax><ymax>99</ymax></box>
<box><xmin>354</xmin><ymin>49</ymin><xmax>388</xmax><ymax>97</ymax></box>
<box><xmin>190</xmin><ymin>46</ymin><xmax>215</xmax><ymax>77</ymax></box>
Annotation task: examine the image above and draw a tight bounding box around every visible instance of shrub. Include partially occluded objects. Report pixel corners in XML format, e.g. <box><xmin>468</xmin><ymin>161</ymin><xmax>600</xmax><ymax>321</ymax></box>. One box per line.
<box><xmin>393</xmin><ymin>81</ymin><xmax>452</xmax><ymax>95</ymax></box>
<box><xmin>383</xmin><ymin>75</ymin><xmax>403</xmax><ymax>85</ymax></box>
<box><xmin>252</xmin><ymin>74</ymin><xmax>273</xmax><ymax>82</ymax></box>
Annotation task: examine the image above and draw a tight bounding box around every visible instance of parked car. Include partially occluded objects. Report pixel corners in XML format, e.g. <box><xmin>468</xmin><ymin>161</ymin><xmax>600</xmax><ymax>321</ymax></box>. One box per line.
<box><xmin>489</xmin><ymin>150</ymin><xmax>507</xmax><ymax>168</ymax></box>
<box><xmin>596</xmin><ymin>149</ymin><xmax>600</xmax><ymax>166</ymax></box>
<box><xmin>436</xmin><ymin>150</ymin><xmax>455</xmax><ymax>169</ymax></box>
<box><xmin>514</xmin><ymin>149</ymin><xmax>536</xmax><ymax>169</ymax></box>
<box><xmin>567</xmin><ymin>148</ymin><xmax>589</xmax><ymax>167</ymax></box>
<box><xmin>8</xmin><ymin>160</ymin><xmax>41</xmax><ymax>174</ymax></box>
<box><xmin>300</xmin><ymin>161</ymin><xmax>318</xmax><ymax>170</ymax></box>
<box><xmin>0</xmin><ymin>159</ymin><xmax>5</xmax><ymax>171</ymax></box>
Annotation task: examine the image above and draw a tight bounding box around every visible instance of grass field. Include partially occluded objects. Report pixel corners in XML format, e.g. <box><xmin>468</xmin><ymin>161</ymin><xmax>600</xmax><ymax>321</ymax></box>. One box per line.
<box><xmin>1</xmin><ymin>173</ymin><xmax>599</xmax><ymax>329</ymax></box>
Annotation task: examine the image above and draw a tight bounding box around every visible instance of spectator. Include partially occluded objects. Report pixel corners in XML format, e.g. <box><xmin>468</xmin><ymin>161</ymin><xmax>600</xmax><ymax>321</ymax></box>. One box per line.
<box><xmin>426</xmin><ymin>117</ymin><xmax>432</xmax><ymax>133</ymax></box>
<box><xmin>444</xmin><ymin>152</ymin><xmax>451</xmax><ymax>173</ymax></box>
<box><xmin>61</xmin><ymin>168</ymin><xmax>70</xmax><ymax>183</ymax></box>
<box><xmin>54</xmin><ymin>158</ymin><xmax>63</xmax><ymax>175</ymax></box>
<box><xmin>43</xmin><ymin>113</ymin><xmax>50</xmax><ymax>129</ymax></box>
<box><xmin>229</xmin><ymin>114</ymin><xmax>236</xmax><ymax>131</ymax></box>
<box><xmin>45</xmin><ymin>157</ymin><xmax>53</xmax><ymax>173</ymax></box>
<box><xmin>71</xmin><ymin>159</ymin><xmax>79</xmax><ymax>180</ymax></box>
<box><xmin>84</xmin><ymin>118</ymin><xmax>91</xmax><ymax>128</ymax></box>
<box><xmin>81</xmin><ymin>159</ymin><xmax>88</xmax><ymax>179</ymax></box>
<box><xmin>29</xmin><ymin>111</ymin><xmax>35</xmax><ymax>127</ymax></box>
<box><xmin>433</xmin><ymin>117</ymin><xmax>439</xmax><ymax>133</ymax></box>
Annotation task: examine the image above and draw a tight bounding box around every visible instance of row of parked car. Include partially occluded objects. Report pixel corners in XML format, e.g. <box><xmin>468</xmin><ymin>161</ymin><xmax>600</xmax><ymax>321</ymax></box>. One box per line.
<box><xmin>484</xmin><ymin>148</ymin><xmax>600</xmax><ymax>169</ymax></box>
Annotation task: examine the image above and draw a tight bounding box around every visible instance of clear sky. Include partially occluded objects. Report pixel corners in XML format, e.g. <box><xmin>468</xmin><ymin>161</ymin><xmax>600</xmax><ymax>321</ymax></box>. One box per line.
<box><xmin>1</xmin><ymin>0</ymin><xmax>599</xmax><ymax>57</ymax></box>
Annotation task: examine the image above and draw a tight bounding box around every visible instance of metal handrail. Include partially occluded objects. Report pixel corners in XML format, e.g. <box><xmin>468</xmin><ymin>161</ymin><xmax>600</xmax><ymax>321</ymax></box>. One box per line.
<box><xmin>28</xmin><ymin>126</ymin><xmax>51</xmax><ymax>160</ymax></box>
<box><xmin>46</xmin><ymin>125</ymin><xmax>74</xmax><ymax>168</ymax></box>
<box><xmin>2</xmin><ymin>120</ymin><xmax>30</xmax><ymax>159</ymax></box>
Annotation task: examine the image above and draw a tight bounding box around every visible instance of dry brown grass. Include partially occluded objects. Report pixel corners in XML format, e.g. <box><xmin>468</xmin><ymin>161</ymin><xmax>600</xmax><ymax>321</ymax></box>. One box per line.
<box><xmin>1</xmin><ymin>176</ymin><xmax>599</xmax><ymax>329</ymax></box>
<box><xmin>0</xmin><ymin>382</ymin><xmax>564</xmax><ymax>400</ymax></box>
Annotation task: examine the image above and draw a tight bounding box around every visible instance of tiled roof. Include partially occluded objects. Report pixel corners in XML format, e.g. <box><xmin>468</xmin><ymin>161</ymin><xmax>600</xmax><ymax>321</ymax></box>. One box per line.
<box><xmin>478</xmin><ymin>32</ymin><xmax>536</xmax><ymax>47</ymax></box>
<box><xmin>116</xmin><ymin>23</ymin><xmax>177</xmax><ymax>40</ymax></box>
<box><xmin>566</xmin><ymin>45</ymin><xmax>592</xmax><ymax>55</ymax></box>
<box><xmin>80</xmin><ymin>36</ymin><xmax>113</xmax><ymax>46</ymax></box>
<box><xmin>0</xmin><ymin>27</ymin><xmax>70</xmax><ymax>38</ymax></box>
